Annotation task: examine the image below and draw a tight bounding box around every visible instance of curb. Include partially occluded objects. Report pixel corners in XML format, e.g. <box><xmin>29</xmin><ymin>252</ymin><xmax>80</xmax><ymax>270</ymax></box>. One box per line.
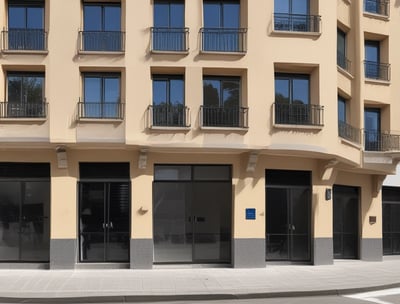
<box><xmin>1</xmin><ymin>282</ymin><xmax>400</xmax><ymax>303</ymax></box>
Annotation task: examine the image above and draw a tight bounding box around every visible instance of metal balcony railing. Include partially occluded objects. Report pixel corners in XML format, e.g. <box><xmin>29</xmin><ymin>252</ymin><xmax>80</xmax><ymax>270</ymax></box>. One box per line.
<box><xmin>364</xmin><ymin>61</ymin><xmax>390</xmax><ymax>81</ymax></box>
<box><xmin>150</xmin><ymin>27</ymin><xmax>189</xmax><ymax>52</ymax></box>
<box><xmin>337</xmin><ymin>52</ymin><xmax>352</xmax><ymax>73</ymax></box>
<box><xmin>364</xmin><ymin>0</ymin><xmax>390</xmax><ymax>16</ymax></box>
<box><xmin>201</xmin><ymin>106</ymin><xmax>248</xmax><ymax>128</ymax></box>
<box><xmin>77</xmin><ymin>101</ymin><xmax>124</xmax><ymax>120</ymax></box>
<box><xmin>274</xmin><ymin>103</ymin><xmax>324</xmax><ymax>126</ymax></box>
<box><xmin>364</xmin><ymin>131</ymin><xmax>400</xmax><ymax>151</ymax></box>
<box><xmin>2</xmin><ymin>29</ymin><xmax>47</xmax><ymax>51</ymax></box>
<box><xmin>200</xmin><ymin>28</ymin><xmax>247</xmax><ymax>53</ymax></box>
<box><xmin>338</xmin><ymin>121</ymin><xmax>361</xmax><ymax>144</ymax></box>
<box><xmin>273</xmin><ymin>13</ymin><xmax>321</xmax><ymax>33</ymax></box>
<box><xmin>78</xmin><ymin>31</ymin><xmax>125</xmax><ymax>52</ymax></box>
<box><xmin>0</xmin><ymin>101</ymin><xmax>48</xmax><ymax>118</ymax></box>
<box><xmin>148</xmin><ymin>104</ymin><xmax>190</xmax><ymax>128</ymax></box>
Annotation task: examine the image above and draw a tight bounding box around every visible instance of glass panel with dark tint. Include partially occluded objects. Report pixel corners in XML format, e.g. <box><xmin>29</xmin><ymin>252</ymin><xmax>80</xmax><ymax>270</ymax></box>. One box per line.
<box><xmin>382</xmin><ymin>187</ymin><xmax>400</xmax><ymax>255</ymax></box>
<box><xmin>154</xmin><ymin>165</ymin><xmax>191</xmax><ymax>181</ymax></box>
<box><xmin>364</xmin><ymin>108</ymin><xmax>381</xmax><ymax>151</ymax></box>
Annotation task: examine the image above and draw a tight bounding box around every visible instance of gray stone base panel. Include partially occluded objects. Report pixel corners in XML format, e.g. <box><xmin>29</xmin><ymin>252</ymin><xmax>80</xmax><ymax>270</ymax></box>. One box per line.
<box><xmin>75</xmin><ymin>263</ymin><xmax>129</xmax><ymax>269</ymax></box>
<box><xmin>50</xmin><ymin>239</ymin><xmax>77</xmax><ymax>269</ymax></box>
<box><xmin>130</xmin><ymin>238</ymin><xmax>153</xmax><ymax>269</ymax></box>
<box><xmin>232</xmin><ymin>238</ymin><xmax>266</xmax><ymax>268</ymax></box>
<box><xmin>313</xmin><ymin>238</ymin><xmax>333</xmax><ymax>265</ymax></box>
<box><xmin>360</xmin><ymin>238</ymin><xmax>383</xmax><ymax>261</ymax></box>
<box><xmin>0</xmin><ymin>263</ymin><xmax>48</xmax><ymax>269</ymax></box>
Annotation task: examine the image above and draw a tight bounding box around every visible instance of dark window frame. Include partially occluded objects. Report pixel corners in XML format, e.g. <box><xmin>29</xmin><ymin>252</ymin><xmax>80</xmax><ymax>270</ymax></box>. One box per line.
<box><xmin>203</xmin><ymin>76</ymin><xmax>241</xmax><ymax>107</ymax></box>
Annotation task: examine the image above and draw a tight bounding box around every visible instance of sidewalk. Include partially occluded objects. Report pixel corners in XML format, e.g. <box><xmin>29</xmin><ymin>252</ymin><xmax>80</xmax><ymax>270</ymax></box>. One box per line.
<box><xmin>1</xmin><ymin>257</ymin><xmax>400</xmax><ymax>303</ymax></box>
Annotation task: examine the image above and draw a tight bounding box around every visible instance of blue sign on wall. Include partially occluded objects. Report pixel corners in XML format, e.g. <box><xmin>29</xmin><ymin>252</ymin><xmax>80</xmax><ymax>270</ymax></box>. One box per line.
<box><xmin>245</xmin><ymin>208</ymin><xmax>256</xmax><ymax>220</ymax></box>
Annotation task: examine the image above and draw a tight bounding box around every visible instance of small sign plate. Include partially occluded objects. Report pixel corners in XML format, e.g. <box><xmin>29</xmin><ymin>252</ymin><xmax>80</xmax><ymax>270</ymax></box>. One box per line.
<box><xmin>245</xmin><ymin>208</ymin><xmax>256</xmax><ymax>220</ymax></box>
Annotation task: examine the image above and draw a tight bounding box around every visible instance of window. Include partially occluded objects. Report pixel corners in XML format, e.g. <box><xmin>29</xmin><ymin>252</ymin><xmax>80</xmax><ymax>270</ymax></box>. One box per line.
<box><xmin>81</xmin><ymin>2</ymin><xmax>123</xmax><ymax>52</ymax></box>
<box><xmin>364</xmin><ymin>0</ymin><xmax>389</xmax><ymax>16</ymax></box>
<box><xmin>80</xmin><ymin>73</ymin><xmax>122</xmax><ymax>119</ymax></box>
<box><xmin>201</xmin><ymin>0</ymin><xmax>246</xmax><ymax>52</ymax></box>
<box><xmin>6</xmin><ymin>0</ymin><xmax>46</xmax><ymax>51</ymax></box>
<box><xmin>364</xmin><ymin>40</ymin><xmax>390</xmax><ymax>81</ymax></box>
<box><xmin>274</xmin><ymin>0</ymin><xmax>320</xmax><ymax>33</ymax></box>
<box><xmin>151</xmin><ymin>75</ymin><xmax>187</xmax><ymax>127</ymax></box>
<box><xmin>337</xmin><ymin>29</ymin><xmax>350</xmax><ymax>71</ymax></box>
<box><xmin>202</xmin><ymin>76</ymin><xmax>247</xmax><ymax>128</ymax></box>
<box><xmin>152</xmin><ymin>0</ymin><xmax>187</xmax><ymax>52</ymax></box>
<box><xmin>338</xmin><ymin>96</ymin><xmax>346</xmax><ymax>123</ymax></box>
<box><xmin>364</xmin><ymin>108</ymin><xmax>381</xmax><ymax>151</ymax></box>
<box><xmin>274</xmin><ymin>73</ymin><xmax>322</xmax><ymax>126</ymax></box>
<box><xmin>4</xmin><ymin>72</ymin><xmax>46</xmax><ymax>118</ymax></box>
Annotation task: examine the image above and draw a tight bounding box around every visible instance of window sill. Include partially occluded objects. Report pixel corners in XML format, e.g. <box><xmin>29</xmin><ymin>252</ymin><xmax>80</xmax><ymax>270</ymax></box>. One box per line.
<box><xmin>365</xmin><ymin>78</ymin><xmax>390</xmax><ymax>86</ymax></box>
<box><xmin>151</xmin><ymin>50</ymin><xmax>189</xmax><ymax>55</ymax></box>
<box><xmin>270</xmin><ymin>30</ymin><xmax>321</xmax><ymax>38</ymax></box>
<box><xmin>337</xmin><ymin>66</ymin><xmax>354</xmax><ymax>79</ymax></box>
<box><xmin>78</xmin><ymin>50</ymin><xmax>125</xmax><ymax>55</ymax></box>
<box><xmin>150</xmin><ymin>126</ymin><xmax>191</xmax><ymax>131</ymax></box>
<box><xmin>2</xmin><ymin>50</ymin><xmax>48</xmax><ymax>55</ymax></box>
<box><xmin>339</xmin><ymin>137</ymin><xmax>361</xmax><ymax>149</ymax></box>
<box><xmin>273</xmin><ymin>123</ymin><xmax>323</xmax><ymax>130</ymax></box>
<box><xmin>200</xmin><ymin>126</ymin><xmax>248</xmax><ymax>132</ymax></box>
<box><xmin>363</xmin><ymin>12</ymin><xmax>389</xmax><ymax>21</ymax></box>
<box><xmin>77</xmin><ymin>118</ymin><xmax>124</xmax><ymax>123</ymax></box>
<box><xmin>199</xmin><ymin>50</ymin><xmax>246</xmax><ymax>56</ymax></box>
<box><xmin>0</xmin><ymin>117</ymin><xmax>47</xmax><ymax>123</ymax></box>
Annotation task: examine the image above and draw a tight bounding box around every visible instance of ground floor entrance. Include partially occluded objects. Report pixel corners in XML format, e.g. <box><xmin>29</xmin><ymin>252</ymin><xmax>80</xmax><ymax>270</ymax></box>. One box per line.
<box><xmin>265</xmin><ymin>170</ymin><xmax>311</xmax><ymax>262</ymax></box>
<box><xmin>153</xmin><ymin>165</ymin><xmax>232</xmax><ymax>264</ymax></box>
<box><xmin>0</xmin><ymin>163</ymin><xmax>50</xmax><ymax>262</ymax></box>
<box><xmin>78</xmin><ymin>163</ymin><xmax>130</xmax><ymax>263</ymax></box>
<box><xmin>382</xmin><ymin>186</ymin><xmax>400</xmax><ymax>255</ymax></box>
<box><xmin>333</xmin><ymin>185</ymin><xmax>359</xmax><ymax>259</ymax></box>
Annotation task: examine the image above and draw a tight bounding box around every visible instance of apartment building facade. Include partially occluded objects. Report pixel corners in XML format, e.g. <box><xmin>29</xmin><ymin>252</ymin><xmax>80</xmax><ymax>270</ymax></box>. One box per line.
<box><xmin>0</xmin><ymin>0</ymin><xmax>398</xmax><ymax>269</ymax></box>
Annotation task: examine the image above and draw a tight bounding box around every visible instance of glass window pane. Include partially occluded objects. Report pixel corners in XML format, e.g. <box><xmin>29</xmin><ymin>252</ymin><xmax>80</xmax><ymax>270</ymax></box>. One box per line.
<box><xmin>84</xmin><ymin>6</ymin><xmax>102</xmax><ymax>31</ymax></box>
<box><xmin>203</xmin><ymin>79</ymin><xmax>220</xmax><ymax>107</ymax></box>
<box><xmin>222</xmin><ymin>79</ymin><xmax>239</xmax><ymax>107</ymax></box>
<box><xmin>292</xmin><ymin>78</ymin><xmax>309</xmax><ymax>104</ymax></box>
<box><xmin>275</xmin><ymin>78</ymin><xmax>289</xmax><ymax>103</ymax></box>
<box><xmin>170</xmin><ymin>79</ymin><xmax>184</xmax><ymax>105</ymax></box>
<box><xmin>84</xmin><ymin>77</ymin><xmax>101</xmax><ymax>103</ymax></box>
<box><xmin>104</xmin><ymin>6</ymin><xmax>121</xmax><ymax>31</ymax></box>
<box><xmin>104</xmin><ymin>77</ymin><xmax>120</xmax><ymax>103</ymax></box>
<box><xmin>27</xmin><ymin>7</ymin><xmax>44</xmax><ymax>29</ymax></box>
<box><xmin>153</xmin><ymin>79</ymin><xmax>168</xmax><ymax>106</ymax></box>
<box><xmin>365</xmin><ymin>41</ymin><xmax>379</xmax><ymax>62</ymax></box>
<box><xmin>24</xmin><ymin>76</ymin><xmax>44</xmax><ymax>104</ymax></box>
<box><xmin>154</xmin><ymin>2</ymin><xmax>169</xmax><ymax>27</ymax></box>
<box><xmin>274</xmin><ymin>0</ymin><xmax>289</xmax><ymax>14</ymax></box>
<box><xmin>223</xmin><ymin>2</ymin><xmax>240</xmax><ymax>28</ymax></box>
<box><xmin>193</xmin><ymin>166</ymin><xmax>231</xmax><ymax>180</ymax></box>
<box><xmin>8</xmin><ymin>76</ymin><xmax>22</xmax><ymax>103</ymax></box>
<box><xmin>292</xmin><ymin>0</ymin><xmax>309</xmax><ymax>14</ymax></box>
<box><xmin>364</xmin><ymin>109</ymin><xmax>380</xmax><ymax>132</ymax></box>
<box><xmin>170</xmin><ymin>2</ymin><xmax>184</xmax><ymax>27</ymax></box>
<box><xmin>338</xmin><ymin>96</ymin><xmax>346</xmax><ymax>122</ymax></box>
<box><xmin>154</xmin><ymin>165</ymin><xmax>191</xmax><ymax>181</ymax></box>
<box><xmin>337</xmin><ymin>29</ymin><xmax>346</xmax><ymax>55</ymax></box>
<box><xmin>8</xmin><ymin>7</ymin><xmax>25</xmax><ymax>28</ymax></box>
<box><xmin>204</xmin><ymin>2</ymin><xmax>220</xmax><ymax>27</ymax></box>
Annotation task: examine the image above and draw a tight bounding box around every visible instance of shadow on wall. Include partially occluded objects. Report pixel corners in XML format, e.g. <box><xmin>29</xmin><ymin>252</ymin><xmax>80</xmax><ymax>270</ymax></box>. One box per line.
<box><xmin>396</xmin><ymin>0</ymin><xmax>400</xmax><ymax>7</ymax></box>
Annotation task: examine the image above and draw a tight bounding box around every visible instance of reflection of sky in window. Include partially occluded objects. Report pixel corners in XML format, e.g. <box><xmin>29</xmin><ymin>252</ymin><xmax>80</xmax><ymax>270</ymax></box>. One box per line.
<box><xmin>274</xmin><ymin>0</ymin><xmax>308</xmax><ymax>14</ymax></box>
<box><xmin>338</xmin><ymin>96</ymin><xmax>346</xmax><ymax>122</ymax></box>
<box><xmin>365</xmin><ymin>41</ymin><xmax>379</xmax><ymax>62</ymax></box>
<box><xmin>84</xmin><ymin>76</ymin><xmax>120</xmax><ymax>103</ymax></box>
<box><xmin>104</xmin><ymin>78</ymin><xmax>119</xmax><ymax>103</ymax></box>
<box><xmin>204</xmin><ymin>1</ymin><xmax>239</xmax><ymax>28</ymax></box>
<box><xmin>154</xmin><ymin>1</ymin><xmax>184</xmax><ymax>27</ymax></box>
<box><xmin>365</xmin><ymin>109</ymin><xmax>380</xmax><ymax>132</ymax></box>
<box><xmin>170</xmin><ymin>79</ymin><xmax>184</xmax><ymax>105</ymax></box>
<box><xmin>84</xmin><ymin>5</ymin><xmax>120</xmax><ymax>31</ymax></box>
<box><xmin>84</xmin><ymin>78</ymin><xmax>101</xmax><ymax>103</ymax></box>
<box><xmin>9</xmin><ymin>6</ymin><xmax>44</xmax><ymax>29</ymax></box>
<box><xmin>153</xmin><ymin>78</ymin><xmax>184</xmax><ymax>106</ymax></box>
<box><xmin>275</xmin><ymin>75</ymin><xmax>309</xmax><ymax>104</ymax></box>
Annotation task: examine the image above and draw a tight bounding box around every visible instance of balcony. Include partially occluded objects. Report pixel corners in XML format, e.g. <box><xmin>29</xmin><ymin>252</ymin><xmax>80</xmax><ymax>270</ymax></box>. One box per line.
<box><xmin>77</xmin><ymin>102</ymin><xmax>124</xmax><ymax>120</ymax></box>
<box><xmin>0</xmin><ymin>101</ymin><xmax>48</xmax><ymax>119</ymax></box>
<box><xmin>273</xmin><ymin>13</ymin><xmax>321</xmax><ymax>33</ymax></box>
<box><xmin>200</xmin><ymin>28</ymin><xmax>247</xmax><ymax>53</ymax></box>
<box><xmin>364</xmin><ymin>61</ymin><xmax>390</xmax><ymax>81</ymax></box>
<box><xmin>337</xmin><ymin>52</ymin><xmax>352</xmax><ymax>73</ymax></box>
<box><xmin>2</xmin><ymin>29</ymin><xmax>47</xmax><ymax>52</ymax></box>
<box><xmin>364</xmin><ymin>131</ymin><xmax>400</xmax><ymax>151</ymax></box>
<box><xmin>201</xmin><ymin>106</ymin><xmax>248</xmax><ymax>128</ymax></box>
<box><xmin>148</xmin><ymin>104</ymin><xmax>190</xmax><ymax>128</ymax></box>
<box><xmin>338</xmin><ymin>121</ymin><xmax>361</xmax><ymax>144</ymax></box>
<box><xmin>150</xmin><ymin>27</ymin><xmax>189</xmax><ymax>53</ymax></box>
<box><xmin>78</xmin><ymin>31</ymin><xmax>125</xmax><ymax>53</ymax></box>
<box><xmin>364</xmin><ymin>0</ymin><xmax>390</xmax><ymax>17</ymax></box>
<box><xmin>273</xmin><ymin>103</ymin><xmax>324</xmax><ymax>127</ymax></box>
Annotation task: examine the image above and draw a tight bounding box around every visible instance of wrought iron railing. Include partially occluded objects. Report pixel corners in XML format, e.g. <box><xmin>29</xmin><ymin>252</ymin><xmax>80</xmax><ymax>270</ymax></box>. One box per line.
<box><xmin>79</xmin><ymin>31</ymin><xmax>125</xmax><ymax>52</ymax></box>
<box><xmin>201</xmin><ymin>106</ymin><xmax>248</xmax><ymax>128</ymax></box>
<box><xmin>200</xmin><ymin>28</ymin><xmax>247</xmax><ymax>53</ymax></box>
<box><xmin>364</xmin><ymin>0</ymin><xmax>390</xmax><ymax>16</ymax></box>
<box><xmin>2</xmin><ymin>29</ymin><xmax>47</xmax><ymax>51</ymax></box>
<box><xmin>338</xmin><ymin>121</ymin><xmax>360</xmax><ymax>144</ymax></box>
<box><xmin>273</xmin><ymin>13</ymin><xmax>321</xmax><ymax>33</ymax></box>
<box><xmin>148</xmin><ymin>104</ymin><xmax>190</xmax><ymax>128</ymax></box>
<box><xmin>337</xmin><ymin>52</ymin><xmax>352</xmax><ymax>73</ymax></box>
<box><xmin>0</xmin><ymin>101</ymin><xmax>48</xmax><ymax>118</ymax></box>
<box><xmin>151</xmin><ymin>27</ymin><xmax>189</xmax><ymax>52</ymax></box>
<box><xmin>274</xmin><ymin>103</ymin><xmax>324</xmax><ymax>126</ymax></box>
<box><xmin>364</xmin><ymin>61</ymin><xmax>390</xmax><ymax>81</ymax></box>
<box><xmin>364</xmin><ymin>131</ymin><xmax>400</xmax><ymax>151</ymax></box>
<box><xmin>77</xmin><ymin>101</ymin><xmax>124</xmax><ymax>119</ymax></box>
